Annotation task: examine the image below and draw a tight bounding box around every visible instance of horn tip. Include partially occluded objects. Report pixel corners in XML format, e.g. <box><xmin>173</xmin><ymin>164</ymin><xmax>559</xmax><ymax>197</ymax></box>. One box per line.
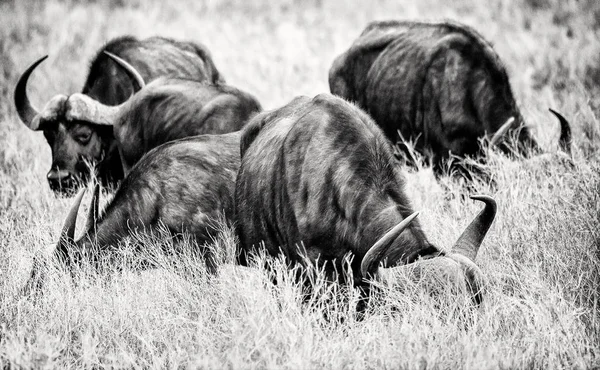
<box><xmin>548</xmin><ymin>108</ymin><xmax>569</xmax><ymax>125</ymax></box>
<box><xmin>103</xmin><ymin>51</ymin><xmax>117</xmax><ymax>59</ymax></box>
<box><xmin>75</xmin><ymin>187</ymin><xmax>87</xmax><ymax>200</ymax></box>
<box><xmin>103</xmin><ymin>51</ymin><xmax>126</xmax><ymax>66</ymax></box>
<box><xmin>29</xmin><ymin>55</ymin><xmax>49</xmax><ymax>69</ymax></box>
<box><xmin>102</xmin><ymin>51</ymin><xmax>145</xmax><ymax>90</ymax></box>
<box><xmin>470</xmin><ymin>194</ymin><xmax>494</xmax><ymax>202</ymax></box>
<box><xmin>470</xmin><ymin>194</ymin><xmax>497</xmax><ymax>210</ymax></box>
<box><xmin>548</xmin><ymin>108</ymin><xmax>564</xmax><ymax>122</ymax></box>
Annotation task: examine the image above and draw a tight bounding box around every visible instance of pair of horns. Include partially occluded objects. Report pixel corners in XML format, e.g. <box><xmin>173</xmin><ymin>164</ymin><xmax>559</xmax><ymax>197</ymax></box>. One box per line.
<box><xmin>489</xmin><ymin>110</ymin><xmax>572</xmax><ymax>154</ymax></box>
<box><xmin>360</xmin><ymin>195</ymin><xmax>496</xmax><ymax>279</ymax></box>
<box><xmin>56</xmin><ymin>183</ymin><xmax>100</xmax><ymax>262</ymax></box>
<box><xmin>14</xmin><ymin>52</ymin><xmax>145</xmax><ymax>130</ymax></box>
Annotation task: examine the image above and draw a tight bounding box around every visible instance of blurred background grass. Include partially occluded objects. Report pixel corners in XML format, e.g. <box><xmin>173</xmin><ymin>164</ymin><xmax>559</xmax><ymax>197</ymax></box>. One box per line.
<box><xmin>0</xmin><ymin>0</ymin><xmax>599</xmax><ymax>368</ymax></box>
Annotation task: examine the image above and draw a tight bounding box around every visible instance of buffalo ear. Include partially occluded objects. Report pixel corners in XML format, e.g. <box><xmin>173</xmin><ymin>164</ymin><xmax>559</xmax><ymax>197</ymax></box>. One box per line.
<box><xmin>240</xmin><ymin>112</ymin><xmax>270</xmax><ymax>157</ymax></box>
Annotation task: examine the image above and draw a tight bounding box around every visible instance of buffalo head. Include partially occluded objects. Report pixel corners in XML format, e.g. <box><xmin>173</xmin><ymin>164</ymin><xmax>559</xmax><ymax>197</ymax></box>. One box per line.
<box><xmin>361</xmin><ymin>195</ymin><xmax>496</xmax><ymax>304</ymax></box>
<box><xmin>14</xmin><ymin>54</ymin><xmax>144</xmax><ymax>195</ymax></box>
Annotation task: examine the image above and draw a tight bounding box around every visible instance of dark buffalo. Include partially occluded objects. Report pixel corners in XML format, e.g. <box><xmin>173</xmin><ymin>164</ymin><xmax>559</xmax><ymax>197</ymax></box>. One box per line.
<box><xmin>46</xmin><ymin>131</ymin><xmax>241</xmax><ymax>276</ymax></box>
<box><xmin>235</xmin><ymin>94</ymin><xmax>496</xmax><ymax>302</ymax></box>
<box><xmin>68</xmin><ymin>53</ymin><xmax>261</xmax><ymax>173</ymax></box>
<box><xmin>15</xmin><ymin>36</ymin><xmax>224</xmax><ymax>195</ymax></box>
<box><xmin>329</xmin><ymin>20</ymin><xmax>571</xmax><ymax>176</ymax></box>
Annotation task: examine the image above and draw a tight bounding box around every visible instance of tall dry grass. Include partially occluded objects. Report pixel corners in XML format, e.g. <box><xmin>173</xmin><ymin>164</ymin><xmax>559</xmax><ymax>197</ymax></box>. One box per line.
<box><xmin>0</xmin><ymin>0</ymin><xmax>599</xmax><ymax>368</ymax></box>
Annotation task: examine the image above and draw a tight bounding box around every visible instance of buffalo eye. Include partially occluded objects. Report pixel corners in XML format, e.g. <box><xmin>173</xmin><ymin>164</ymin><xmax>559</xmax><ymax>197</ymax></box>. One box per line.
<box><xmin>75</xmin><ymin>131</ymin><xmax>92</xmax><ymax>145</ymax></box>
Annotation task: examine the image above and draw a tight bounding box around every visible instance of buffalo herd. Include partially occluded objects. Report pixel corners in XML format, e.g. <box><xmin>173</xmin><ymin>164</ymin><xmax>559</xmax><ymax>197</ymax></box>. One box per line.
<box><xmin>15</xmin><ymin>21</ymin><xmax>575</xmax><ymax>305</ymax></box>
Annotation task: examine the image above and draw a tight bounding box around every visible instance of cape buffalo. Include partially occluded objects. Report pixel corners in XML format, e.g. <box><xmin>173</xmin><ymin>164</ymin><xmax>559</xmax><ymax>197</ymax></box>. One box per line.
<box><xmin>329</xmin><ymin>20</ymin><xmax>571</xmax><ymax>177</ymax></box>
<box><xmin>235</xmin><ymin>94</ymin><xmax>495</xmax><ymax>303</ymax></box>
<box><xmin>68</xmin><ymin>53</ymin><xmax>261</xmax><ymax>174</ymax></box>
<box><xmin>51</xmin><ymin>131</ymin><xmax>241</xmax><ymax>274</ymax></box>
<box><xmin>15</xmin><ymin>36</ymin><xmax>224</xmax><ymax>195</ymax></box>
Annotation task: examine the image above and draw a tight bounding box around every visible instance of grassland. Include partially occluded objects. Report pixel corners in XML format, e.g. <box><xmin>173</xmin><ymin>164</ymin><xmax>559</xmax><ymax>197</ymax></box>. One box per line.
<box><xmin>0</xmin><ymin>0</ymin><xmax>599</xmax><ymax>368</ymax></box>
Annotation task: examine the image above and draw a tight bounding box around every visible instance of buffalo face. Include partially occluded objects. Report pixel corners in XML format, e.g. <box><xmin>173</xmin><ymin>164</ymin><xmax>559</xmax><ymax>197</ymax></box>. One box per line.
<box><xmin>14</xmin><ymin>54</ymin><xmax>144</xmax><ymax>195</ymax></box>
<box><xmin>361</xmin><ymin>195</ymin><xmax>496</xmax><ymax>304</ymax></box>
<box><xmin>42</xmin><ymin>118</ymin><xmax>108</xmax><ymax>196</ymax></box>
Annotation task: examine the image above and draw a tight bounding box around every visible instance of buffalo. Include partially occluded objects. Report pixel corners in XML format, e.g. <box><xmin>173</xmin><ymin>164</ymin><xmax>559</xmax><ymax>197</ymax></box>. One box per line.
<box><xmin>41</xmin><ymin>131</ymin><xmax>241</xmax><ymax>279</ymax></box>
<box><xmin>66</xmin><ymin>53</ymin><xmax>261</xmax><ymax>173</ymax></box>
<box><xmin>15</xmin><ymin>36</ymin><xmax>224</xmax><ymax>195</ymax></box>
<box><xmin>329</xmin><ymin>20</ymin><xmax>571</xmax><ymax>177</ymax></box>
<box><xmin>235</xmin><ymin>94</ymin><xmax>496</xmax><ymax>303</ymax></box>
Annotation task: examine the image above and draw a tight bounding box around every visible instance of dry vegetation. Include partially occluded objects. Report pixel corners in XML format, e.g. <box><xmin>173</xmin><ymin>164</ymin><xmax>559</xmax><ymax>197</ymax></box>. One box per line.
<box><xmin>0</xmin><ymin>0</ymin><xmax>599</xmax><ymax>368</ymax></box>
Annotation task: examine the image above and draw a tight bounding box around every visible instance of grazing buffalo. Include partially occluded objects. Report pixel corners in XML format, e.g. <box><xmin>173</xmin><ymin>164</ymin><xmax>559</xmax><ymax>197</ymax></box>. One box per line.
<box><xmin>235</xmin><ymin>94</ymin><xmax>495</xmax><ymax>303</ymax></box>
<box><xmin>329</xmin><ymin>20</ymin><xmax>571</xmax><ymax>176</ymax></box>
<box><xmin>50</xmin><ymin>131</ymin><xmax>241</xmax><ymax>274</ymax></box>
<box><xmin>70</xmin><ymin>53</ymin><xmax>261</xmax><ymax>173</ymax></box>
<box><xmin>15</xmin><ymin>36</ymin><xmax>224</xmax><ymax>195</ymax></box>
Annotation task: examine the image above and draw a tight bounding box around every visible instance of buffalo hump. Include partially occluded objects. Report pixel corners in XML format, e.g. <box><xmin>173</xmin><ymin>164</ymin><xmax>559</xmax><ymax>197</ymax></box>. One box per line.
<box><xmin>235</xmin><ymin>94</ymin><xmax>436</xmax><ymax>285</ymax></box>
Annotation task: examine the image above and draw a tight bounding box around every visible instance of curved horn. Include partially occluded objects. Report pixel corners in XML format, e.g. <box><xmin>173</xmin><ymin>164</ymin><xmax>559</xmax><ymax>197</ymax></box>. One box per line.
<box><xmin>103</xmin><ymin>51</ymin><xmax>145</xmax><ymax>93</ymax></box>
<box><xmin>56</xmin><ymin>188</ymin><xmax>86</xmax><ymax>260</ymax></box>
<box><xmin>85</xmin><ymin>183</ymin><xmax>100</xmax><ymax>233</ymax></box>
<box><xmin>489</xmin><ymin>117</ymin><xmax>515</xmax><ymax>147</ymax></box>
<box><xmin>361</xmin><ymin>212</ymin><xmax>420</xmax><ymax>278</ymax></box>
<box><xmin>549</xmin><ymin>109</ymin><xmax>572</xmax><ymax>155</ymax></box>
<box><xmin>14</xmin><ymin>55</ymin><xmax>48</xmax><ymax>130</ymax></box>
<box><xmin>451</xmin><ymin>195</ymin><xmax>497</xmax><ymax>261</ymax></box>
<box><xmin>65</xmin><ymin>52</ymin><xmax>145</xmax><ymax>126</ymax></box>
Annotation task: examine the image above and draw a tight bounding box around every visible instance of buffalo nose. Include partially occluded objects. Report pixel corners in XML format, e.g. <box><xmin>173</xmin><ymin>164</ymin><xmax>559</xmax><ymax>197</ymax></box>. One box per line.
<box><xmin>47</xmin><ymin>169</ymin><xmax>74</xmax><ymax>193</ymax></box>
<box><xmin>47</xmin><ymin>169</ymin><xmax>71</xmax><ymax>182</ymax></box>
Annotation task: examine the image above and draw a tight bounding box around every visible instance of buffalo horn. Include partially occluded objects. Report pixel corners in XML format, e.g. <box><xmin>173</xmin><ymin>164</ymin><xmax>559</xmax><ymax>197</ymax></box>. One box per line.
<box><xmin>85</xmin><ymin>183</ymin><xmax>100</xmax><ymax>233</ymax></box>
<box><xmin>360</xmin><ymin>211</ymin><xmax>420</xmax><ymax>278</ymax></box>
<box><xmin>65</xmin><ymin>52</ymin><xmax>146</xmax><ymax>125</ymax></box>
<box><xmin>56</xmin><ymin>188</ymin><xmax>86</xmax><ymax>259</ymax></box>
<box><xmin>14</xmin><ymin>55</ymin><xmax>48</xmax><ymax>130</ymax></box>
<box><xmin>549</xmin><ymin>109</ymin><xmax>572</xmax><ymax>155</ymax></box>
<box><xmin>103</xmin><ymin>51</ymin><xmax>145</xmax><ymax>92</ymax></box>
<box><xmin>451</xmin><ymin>195</ymin><xmax>496</xmax><ymax>261</ymax></box>
<box><xmin>489</xmin><ymin>117</ymin><xmax>515</xmax><ymax>147</ymax></box>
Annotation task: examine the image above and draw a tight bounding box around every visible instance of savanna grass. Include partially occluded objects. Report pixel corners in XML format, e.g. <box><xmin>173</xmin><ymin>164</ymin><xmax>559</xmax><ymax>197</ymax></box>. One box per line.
<box><xmin>0</xmin><ymin>0</ymin><xmax>599</xmax><ymax>368</ymax></box>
